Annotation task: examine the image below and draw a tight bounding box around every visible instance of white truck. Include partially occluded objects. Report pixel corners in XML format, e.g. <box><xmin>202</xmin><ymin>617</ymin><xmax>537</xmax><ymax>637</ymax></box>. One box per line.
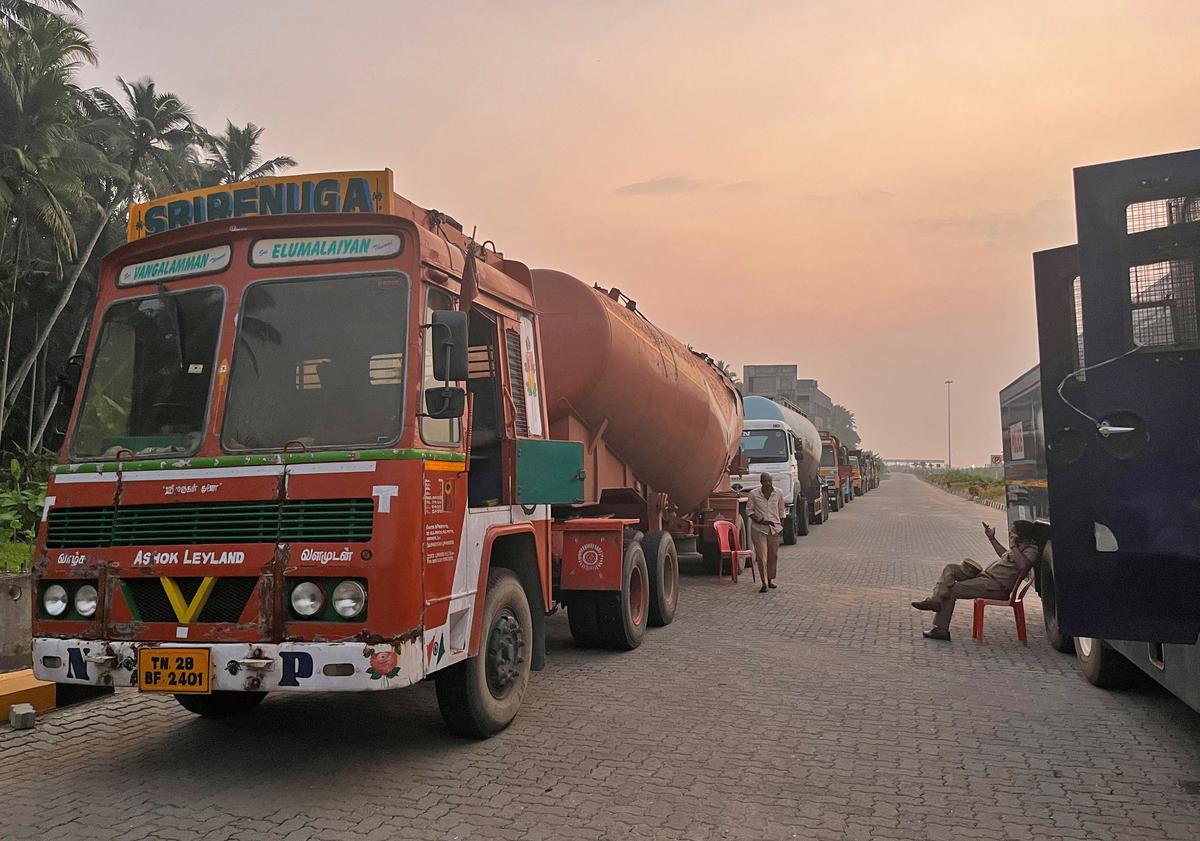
<box><xmin>731</xmin><ymin>395</ymin><xmax>828</xmax><ymax>543</ymax></box>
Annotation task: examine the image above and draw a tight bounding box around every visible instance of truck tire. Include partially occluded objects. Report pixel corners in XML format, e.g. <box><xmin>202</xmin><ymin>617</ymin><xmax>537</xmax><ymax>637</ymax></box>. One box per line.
<box><xmin>829</xmin><ymin>492</ymin><xmax>840</xmax><ymax>513</ymax></box>
<box><xmin>598</xmin><ymin>538</ymin><xmax>649</xmax><ymax>650</ymax></box>
<box><xmin>175</xmin><ymin>691</ymin><xmax>266</xmax><ymax>718</ymax></box>
<box><xmin>1038</xmin><ymin>546</ymin><xmax>1074</xmax><ymax>654</ymax></box>
<box><xmin>567</xmin><ymin>594</ymin><xmax>603</xmax><ymax>647</ymax></box>
<box><xmin>642</xmin><ymin>530</ymin><xmax>679</xmax><ymax>627</ymax></box>
<box><xmin>1076</xmin><ymin>636</ymin><xmax>1138</xmax><ymax>689</ymax></box>
<box><xmin>795</xmin><ymin>496</ymin><xmax>810</xmax><ymax>536</ymax></box>
<box><xmin>781</xmin><ymin>510</ymin><xmax>797</xmax><ymax>545</ymax></box>
<box><xmin>435</xmin><ymin>568</ymin><xmax>533</xmax><ymax>737</ymax></box>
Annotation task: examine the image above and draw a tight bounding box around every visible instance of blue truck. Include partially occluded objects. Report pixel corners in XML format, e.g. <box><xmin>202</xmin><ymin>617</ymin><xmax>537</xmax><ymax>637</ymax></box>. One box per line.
<box><xmin>1006</xmin><ymin>149</ymin><xmax>1200</xmax><ymax>713</ymax></box>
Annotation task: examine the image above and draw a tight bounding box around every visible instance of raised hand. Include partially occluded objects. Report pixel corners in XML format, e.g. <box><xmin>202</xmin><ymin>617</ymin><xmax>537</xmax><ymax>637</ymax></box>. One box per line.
<box><xmin>982</xmin><ymin>522</ymin><xmax>996</xmax><ymax>540</ymax></box>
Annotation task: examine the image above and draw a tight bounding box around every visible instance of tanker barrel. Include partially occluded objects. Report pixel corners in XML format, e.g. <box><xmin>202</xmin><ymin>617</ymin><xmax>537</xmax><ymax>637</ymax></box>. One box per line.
<box><xmin>531</xmin><ymin>269</ymin><xmax>742</xmax><ymax>512</ymax></box>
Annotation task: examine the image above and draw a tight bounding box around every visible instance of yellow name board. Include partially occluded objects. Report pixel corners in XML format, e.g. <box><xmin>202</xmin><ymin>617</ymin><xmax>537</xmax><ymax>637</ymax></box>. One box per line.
<box><xmin>127</xmin><ymin>169</ymin><xmax>395</xmax><ymax>241</ymax></box>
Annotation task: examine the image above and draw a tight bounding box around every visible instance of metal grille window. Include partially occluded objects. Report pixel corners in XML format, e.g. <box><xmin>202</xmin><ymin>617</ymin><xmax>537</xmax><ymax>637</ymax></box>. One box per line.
<box><xmin>505</xmin><ymin>328</ymin><xmax>528</xmax><ymax>436</ymax></box>
<box><xmin>1129</xmin><ymin>259</ymin><xmax>1199</xmax><ymax>348</ymax></box>
<box><xmin>1126</xmin><ymin>196</ymin><xmax>1200</xmax><ymax>234</ymax></box>
<box><xmin>1071</xmin><ymin>276</ymin><xmax>1086</xmax><ymax>381</ymax></box>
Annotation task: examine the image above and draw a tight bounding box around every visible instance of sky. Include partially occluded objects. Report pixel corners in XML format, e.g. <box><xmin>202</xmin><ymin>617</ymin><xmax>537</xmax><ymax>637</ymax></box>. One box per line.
<box><xmin>76</xmin><ymin>0</ymin><xmax>1200</xmax><ymax>466</ymax></box>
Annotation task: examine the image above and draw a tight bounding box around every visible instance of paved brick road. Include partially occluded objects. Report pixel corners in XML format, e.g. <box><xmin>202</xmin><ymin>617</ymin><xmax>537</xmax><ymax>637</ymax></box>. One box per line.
<box><xmin>4</xmin><ymin>474</ymin><xmax>1200</xmax><ymax>840</ymax></box>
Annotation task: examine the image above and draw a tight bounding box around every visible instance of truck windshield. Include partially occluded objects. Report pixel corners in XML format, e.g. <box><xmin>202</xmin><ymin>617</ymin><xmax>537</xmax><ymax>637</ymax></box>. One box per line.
<box><xmin>741</xmin><ymin>429</ymin><xmax>788</xmax><ymax>463</ymax></box>
<box><xmin>820</xmin><ymin>445</ymin><xmax>836</xmax><ymax>467</ymax></box>
<box><xmin>223</xmin><ymin>273</ymin><xmax>409</xmax><ymax>450</ymax></box>
<box><xmin>850</xmin><ymin>457</ymin><xmax>860</xmax><ymax>468</ymax></box>
<box><xmin>70</xmin><ymin>287</ymin><xmax>223</xmax><ymax>460</ymax></box>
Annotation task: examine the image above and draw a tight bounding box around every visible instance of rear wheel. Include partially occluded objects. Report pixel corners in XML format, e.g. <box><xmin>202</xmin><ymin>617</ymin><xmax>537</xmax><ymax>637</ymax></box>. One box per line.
<box><xmin>1076</xmin><ymin>636</ymin><xmax>1138</xmax><ymax>689</ymax></box>
<box><xmin>598</xmin><ymin>538</ymin><xmax>649</xmax><ymax>650</ymax></box>
<box><xmin>436</xmin><ymin>568</ymin><xmax>533</xmax><ymax>737</ymax></box>
<box><xmin>567</xmin><ymin>593</ymin><xmax>603</xmax><ymax>647</ymax></box>
<box><xmin>175</xmin><ymin>691</ymin><xmax>266</xmax><ymax>718</ymax></box>
<box><xmin>795</xmin><ymin>496</ymin><xmax>810</xmax><ymax>536</ymax></box>
<box><xmin>642</xmin><ymin>530</ymin><xmax>679</xmax><ymax>627</ymax></box>
<box><xmin>829</xmin><ymin>491</ymin><xmax>840</xmax><ymax>513</ymax></box>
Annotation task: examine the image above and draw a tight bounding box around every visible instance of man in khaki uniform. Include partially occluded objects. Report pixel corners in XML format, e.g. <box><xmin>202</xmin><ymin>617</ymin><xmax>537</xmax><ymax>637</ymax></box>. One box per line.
<box><xmin>747</xmin><ymin>472</ymin><xmax>787</xmax><ymax>593</ymax></box>
<box><xmin>911</xmin><ymin>520</ymin><xmax>1039</xmax><ymax>641</ymax></box>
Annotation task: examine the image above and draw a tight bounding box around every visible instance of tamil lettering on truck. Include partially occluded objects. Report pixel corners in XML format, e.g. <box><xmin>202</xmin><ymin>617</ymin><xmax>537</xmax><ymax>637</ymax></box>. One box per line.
<box><xmin>30</xmin><ymin>169</ymin><xmax>746</xmax><ymax>737</ymax></box>
<box><xmin>731</xmin><ymin>395</ymin><xmax>828</xmax><ymax>543</ymax></box>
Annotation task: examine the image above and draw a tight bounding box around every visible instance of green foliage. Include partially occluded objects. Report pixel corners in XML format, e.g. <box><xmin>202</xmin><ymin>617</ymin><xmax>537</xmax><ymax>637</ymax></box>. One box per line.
<box><xmin>0</xmin><ymin>456</ymin><xmax>45</xmax><ymax>542</ymax></box>
<box><xmin>830</xmin><ymin>403</ymin><xmax>860</xmax><ymax>448</ymax></box>
<box><xmin>0</xmin><ymin>540</ymin><xmax>33</xmax><ymax>572</ymax></box>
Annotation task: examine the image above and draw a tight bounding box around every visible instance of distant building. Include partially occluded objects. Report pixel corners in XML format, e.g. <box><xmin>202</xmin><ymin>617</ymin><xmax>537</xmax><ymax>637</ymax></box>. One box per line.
<box><xmin>743</xmin><ymin>364</ymin><xmax>834</xmax><ymax>431</ymax></box>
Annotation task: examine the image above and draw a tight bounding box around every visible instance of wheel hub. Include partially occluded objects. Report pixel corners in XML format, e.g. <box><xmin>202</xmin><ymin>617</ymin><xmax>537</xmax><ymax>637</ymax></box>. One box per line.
<box><xmin>485</xmin><ymin>610</ymin><xmax>525</xmax><ymax>699</ymax></box>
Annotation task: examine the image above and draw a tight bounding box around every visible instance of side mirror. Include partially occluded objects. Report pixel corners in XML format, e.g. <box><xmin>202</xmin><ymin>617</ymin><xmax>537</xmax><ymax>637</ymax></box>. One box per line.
<box><xmin>57</xmin><ymin>354</ymin><xmax>84</xmax><ymax>411</ymax></box>
<box><xmin>425</xmin><ymin>385</ymin><xmax>466</xmax><ymax>419</ymax></box>
<box><xmin>430</xmin><ymin>310</ymin><xmax>468</xmax><ymax>382</ymax></box>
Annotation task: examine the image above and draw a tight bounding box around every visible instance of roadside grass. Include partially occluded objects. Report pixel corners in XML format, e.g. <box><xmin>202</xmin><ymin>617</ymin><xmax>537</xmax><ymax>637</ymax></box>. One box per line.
<box><xmin>924</xmin><ymin>470</ymin><xmax>1006</xmax><ymax>503</ymax></box>
<box><xmin>0</xmin><ymin>542</ymin><xmax>33</xmax><ymax>573</ymax></box>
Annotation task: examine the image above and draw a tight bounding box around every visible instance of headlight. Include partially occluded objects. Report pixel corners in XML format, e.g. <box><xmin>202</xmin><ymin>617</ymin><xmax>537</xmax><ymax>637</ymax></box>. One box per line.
<box><xmin>332</xmin><ymin>580</ymin><xmax>367</xmax><ymax>619</ymax></box>
<box><xmin>42</xmin><ymin>584</ymin><xmax>69</xmax><ymax>617</ymax></box>
<box><xmin>290</xmin><ymin>581</ymin><xmax>325</xmax><ymax>617</ymax></box>
<box><xmin>74</xmin><ymin>584</ymin><xmax>98</xmax><ymax>618</ymax></box>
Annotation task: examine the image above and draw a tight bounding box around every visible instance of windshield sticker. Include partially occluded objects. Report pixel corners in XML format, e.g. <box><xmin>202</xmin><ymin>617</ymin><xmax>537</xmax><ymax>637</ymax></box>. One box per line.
<box><xmin>250</xmin><ymin>233</ymin><xmax>402</xmax><ymax>266</ymax></box>
<box><xmin>519</xmin><ymin>316</ymin><xmax>543</xmax><ymax>436</ymax></box>
<box><xmin>118</xmin><ymin>245</ymin><xmax>231</xmax><ymax>286</ymax></box>
<box><xmin>127</xmin><ymin>170</ymin><xmax>394</xmax><ymax>240</ymax></box>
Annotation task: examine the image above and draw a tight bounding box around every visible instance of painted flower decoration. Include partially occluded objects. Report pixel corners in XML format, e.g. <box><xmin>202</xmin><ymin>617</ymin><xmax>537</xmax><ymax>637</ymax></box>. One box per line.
<box><xmin>363</xmin><ymin>646</ymin><xmax>401</xmax><ymax>680</ymax></box>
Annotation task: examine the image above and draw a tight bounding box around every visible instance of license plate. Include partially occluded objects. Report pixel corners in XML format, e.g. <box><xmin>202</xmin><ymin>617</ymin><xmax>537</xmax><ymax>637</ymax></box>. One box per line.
<box><xmin>137</xmin><ymin>647</ymin><xmax>212</xmax><ymax>694</ymax></box>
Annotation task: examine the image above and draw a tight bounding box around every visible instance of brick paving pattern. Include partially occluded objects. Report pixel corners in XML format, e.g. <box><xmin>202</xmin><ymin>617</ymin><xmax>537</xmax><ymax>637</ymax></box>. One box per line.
<box><xmin>3</xmin><ymin>473</ymin><xmax>1199</xmax><ymax>840</ymax></box>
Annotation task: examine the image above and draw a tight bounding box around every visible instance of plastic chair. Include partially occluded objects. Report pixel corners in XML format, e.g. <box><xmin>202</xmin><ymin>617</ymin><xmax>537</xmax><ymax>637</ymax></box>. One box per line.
<box><xmin>710</xmin><ymin>520</ymin><xmax>753</xmax><ymax>584</ymax></box>
<box><xmin>972</xmin><ymin>572</ymin><xmax>1033</xmax><ymax>645</ymax></box>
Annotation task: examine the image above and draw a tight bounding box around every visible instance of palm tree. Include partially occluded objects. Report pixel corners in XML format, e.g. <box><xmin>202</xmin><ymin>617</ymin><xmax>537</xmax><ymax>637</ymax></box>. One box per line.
<box><xmin>0</xmin><ymin>10</ymin><xmax>113</xmax><ymax>432</ymax></box>
<box><xmin>4</xmin><ymin>76</ymin><xmax>201</xmax><ymax>419</ymax></box>
<box><xmin>201</xmin><ymin>120</ymin><xmax>295</xmax><ymax>185</ymax></box>
<box><xmin>0</xmin><ymin>0</ymin><xmax>80</xmax><ymax>31</ymax></box>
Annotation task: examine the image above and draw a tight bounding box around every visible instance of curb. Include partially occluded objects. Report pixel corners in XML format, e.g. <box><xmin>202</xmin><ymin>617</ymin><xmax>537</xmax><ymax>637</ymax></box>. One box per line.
<box><xmin>0</xmin><ymin>670</ymin><xmax>55</xmax><ymax>720</ymax></box>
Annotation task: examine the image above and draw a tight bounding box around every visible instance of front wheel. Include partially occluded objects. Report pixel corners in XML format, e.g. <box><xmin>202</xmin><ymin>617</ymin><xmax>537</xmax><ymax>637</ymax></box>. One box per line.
<box><xmin>829</xmin><ymin>492</ymin><xmax>840</xmax><ymax>513</ymax></box>
<box><xmin>175</xmin><ymin>691</ymin><xmax>266</xmax><ymax>718</ymax></box>
<box><xmin>795</xmin><ymin>497</ymin><xmax>810</xmax><ymax>536</ymax></box>
<box><xmin>1076</xmin><ymin>637</ymin><xmax>1138</xmax><ymax>689</ymax></box>
<box><xmin>436</xmin><ymin>568</ymin><xmax>533</xmax><ymax>737</ymax></box>
<box><xmin>781</xmin><ymin>511</ymin><xmax>797</xmax><ymax>545</ymax></box>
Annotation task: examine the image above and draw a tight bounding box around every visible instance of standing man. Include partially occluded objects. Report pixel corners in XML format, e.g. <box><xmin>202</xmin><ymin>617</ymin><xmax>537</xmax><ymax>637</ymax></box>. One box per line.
<box><xmin>747</xmin><ymin>472</ymin><xmax>786</xmax><ymax>593</ymax></box>
<box><xmin>911</xmin><ymin>520</ymin><xmax>1040</xmax><ymax>640</ymax></box>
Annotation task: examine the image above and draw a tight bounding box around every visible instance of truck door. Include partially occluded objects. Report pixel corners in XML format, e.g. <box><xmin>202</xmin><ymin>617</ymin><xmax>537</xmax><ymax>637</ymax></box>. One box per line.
<box><xmin>1039</xmin><ymin>150</ymin><xmax>1200</xmax><ymax>643</ymax></box>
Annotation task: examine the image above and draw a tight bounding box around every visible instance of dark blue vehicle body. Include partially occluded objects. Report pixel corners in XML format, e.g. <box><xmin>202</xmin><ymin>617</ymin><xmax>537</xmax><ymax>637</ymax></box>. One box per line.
<box><xmin>1033</xmin><ymin>150</ymin><xmax>1200</xmax><ymax>712</ymax></box>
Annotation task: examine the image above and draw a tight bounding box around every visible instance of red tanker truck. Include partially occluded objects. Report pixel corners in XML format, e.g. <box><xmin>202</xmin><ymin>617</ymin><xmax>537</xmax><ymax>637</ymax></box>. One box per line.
<box><xmin>29</xmin><ymin>169</ymin><xmax>744</xmax><ymax>737</ymax></box>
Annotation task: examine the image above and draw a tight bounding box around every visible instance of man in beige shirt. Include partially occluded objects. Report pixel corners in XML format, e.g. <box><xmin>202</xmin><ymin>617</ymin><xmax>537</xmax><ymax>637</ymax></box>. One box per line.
<box><xmin>912</xmin><ymin>520</ymin><xmax>1040</xmax><ymax>641</ymax></box>
<box><xmin>747</xmin><ymin>472</ymin><xmax>787</xmax><ymax>593</ymax></box>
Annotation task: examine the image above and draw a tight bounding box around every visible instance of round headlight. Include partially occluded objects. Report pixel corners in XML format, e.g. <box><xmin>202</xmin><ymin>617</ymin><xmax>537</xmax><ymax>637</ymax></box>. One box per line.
<box><xmin>331</xmin><ymin>580</ymin><xmax>367</xmax><ymax>619</ymax></box>
<box><xmin>42</xmin><ymin>584</ymin><xmax>69</xmax><ymax>617</ymax></box>
<box><xmin>74</xmin><ymin>584</ymin><xmax>99</xmax><ymax>618</ymax></box>
<box><xmin>290</xmin><ymin>581</ymin><xmax>325</xmax><ymax>617</ymax></box>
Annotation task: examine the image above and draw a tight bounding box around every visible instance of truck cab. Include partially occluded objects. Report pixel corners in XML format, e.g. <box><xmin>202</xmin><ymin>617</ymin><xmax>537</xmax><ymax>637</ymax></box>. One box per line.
<box><xmin>732</xmin><ymin>421</ymin><xmax>803</xmax><ymax>544</ymax></box>
<box><xmin>818</xmin><ymin>432</ymin><xmax>851</xmax><ymax>511</ymax></box>
<box><xmin>847</xmin><ymin>451</ymin><xmax>865</xmax><ymax>496</ymax></box>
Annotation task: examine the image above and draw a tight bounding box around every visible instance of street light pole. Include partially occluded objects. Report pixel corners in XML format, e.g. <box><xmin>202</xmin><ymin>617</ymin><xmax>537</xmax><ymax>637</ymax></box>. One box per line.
<box><xmin>945</xmin><ymin>379</ymin><xmax>953</xmax><ymax>470</ymax></box>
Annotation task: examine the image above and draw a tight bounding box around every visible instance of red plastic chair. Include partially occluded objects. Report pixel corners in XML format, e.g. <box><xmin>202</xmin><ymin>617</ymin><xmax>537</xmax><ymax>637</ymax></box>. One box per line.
<box><xmin>972</xmin><ymin>572</ymin><xmax>1033</xmax><ymax>645</ymax></box>
<box><xmin>710</xmin><ymin>520</ymin><xmax>752</xmax><ymax>584</ymax></box>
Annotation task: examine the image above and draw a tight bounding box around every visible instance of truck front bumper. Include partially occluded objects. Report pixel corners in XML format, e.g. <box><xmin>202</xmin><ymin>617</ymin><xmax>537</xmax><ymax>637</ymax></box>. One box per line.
<box><xmin>32</xmin><ymin>636</ymin><xmax>425</xmax><ymax>693</ymax></box>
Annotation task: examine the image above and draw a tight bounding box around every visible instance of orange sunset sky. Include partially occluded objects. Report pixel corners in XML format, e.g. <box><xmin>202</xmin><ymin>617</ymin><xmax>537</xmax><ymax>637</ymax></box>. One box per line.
<box><xmin>79</xmin><ymin>1</ymin><xmax>1200</xmax><ymax>465</ymax></box>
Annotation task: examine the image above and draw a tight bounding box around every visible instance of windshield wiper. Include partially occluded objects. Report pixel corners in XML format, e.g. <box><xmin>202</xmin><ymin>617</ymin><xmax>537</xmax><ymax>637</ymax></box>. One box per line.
<box><xmin>156</xmin><ymin>282</ymin><xmax>185</xmax><ymax>369</ymax></box>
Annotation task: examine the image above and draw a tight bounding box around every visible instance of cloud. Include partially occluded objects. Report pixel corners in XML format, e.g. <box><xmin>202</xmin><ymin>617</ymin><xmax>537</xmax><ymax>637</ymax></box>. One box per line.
<box><xmin>908</xmin><ymin>199</ymin><xmax>1073</xmax><ymax>247</ymax></box>
<box><xmin>614</xmin><ymin>175</ymin><xmax>764</xmax><ymax>196</ymax></box>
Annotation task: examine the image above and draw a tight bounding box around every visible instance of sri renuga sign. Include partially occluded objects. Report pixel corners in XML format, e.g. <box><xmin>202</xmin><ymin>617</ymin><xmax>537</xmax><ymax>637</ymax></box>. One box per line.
<box><xmin>127</xmin><ymin>170</ymin><xmax>395</xmax><ymax>241</ymax></box>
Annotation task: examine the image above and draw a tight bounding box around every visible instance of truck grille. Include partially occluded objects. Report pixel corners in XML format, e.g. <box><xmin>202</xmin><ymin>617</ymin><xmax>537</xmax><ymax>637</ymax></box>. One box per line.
<box><xmin>122</xmin><ymin>577</ymin><xmax>258</xmax><ymax>623</ymax></box>
<box><xmin>46</xmin><ymin>499</ymin><xmax>374</xmax><ymax>548</ymax></box>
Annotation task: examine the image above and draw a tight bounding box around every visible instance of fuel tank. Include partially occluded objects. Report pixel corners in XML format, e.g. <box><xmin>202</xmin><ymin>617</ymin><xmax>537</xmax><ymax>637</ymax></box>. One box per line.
<box><xmin>742</xmin><ymin>395</ymin><xmax>821</xmax><ymax>485</ymax></box>
<box><xmin>530</xmin><ymin>269</ymin><xmax>742</xmax><ymax>512</ymax></box>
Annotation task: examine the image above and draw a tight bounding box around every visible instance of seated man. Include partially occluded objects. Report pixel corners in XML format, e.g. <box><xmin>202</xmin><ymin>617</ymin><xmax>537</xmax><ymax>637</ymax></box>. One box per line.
<box><xmin>912</xmin><ymin>520</ymin><xmax>1039</xmax><ymax>641</ymax></box>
